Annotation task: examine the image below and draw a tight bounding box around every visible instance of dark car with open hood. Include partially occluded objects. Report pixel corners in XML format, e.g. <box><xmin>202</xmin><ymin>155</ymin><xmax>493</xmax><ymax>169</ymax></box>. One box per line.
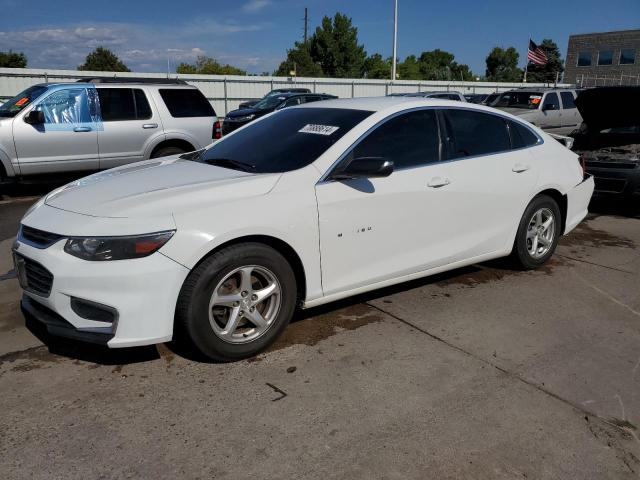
<box><xmin>221</xmin><ymin>92</ymin><xmax>337</xmax><ymax>136</ymax></box>
<box><xmin>571</xmin><ymin>87</ymin><xmax>640</xmax><ymax>198</ymax></box>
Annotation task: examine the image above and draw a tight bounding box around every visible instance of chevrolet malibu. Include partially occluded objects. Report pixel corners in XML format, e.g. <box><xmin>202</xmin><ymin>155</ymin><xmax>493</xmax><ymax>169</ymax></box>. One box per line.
<box><xmin>14</xmin><ymin>97</ymin><xmax>594</xmax><ymax>361</ymax></box>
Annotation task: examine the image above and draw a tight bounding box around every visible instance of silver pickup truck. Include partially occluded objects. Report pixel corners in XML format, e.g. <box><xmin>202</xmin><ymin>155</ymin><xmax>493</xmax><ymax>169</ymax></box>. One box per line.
<box><xmin>493</xmin><ymin>88</ymin><xmax>582</xmax><ymax>135</ymax></box>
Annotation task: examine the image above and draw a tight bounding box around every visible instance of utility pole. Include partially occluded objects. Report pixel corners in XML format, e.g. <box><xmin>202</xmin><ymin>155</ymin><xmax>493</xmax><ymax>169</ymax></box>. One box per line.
<box><xmin>304</xmin><ymin>8</ymin><xmax>309</xmax><ymax>43</ymax></box>
<box><xmin>391</xmin><ymin>0</ymin><xmax>398</xmax><ymax>81</ymax></box>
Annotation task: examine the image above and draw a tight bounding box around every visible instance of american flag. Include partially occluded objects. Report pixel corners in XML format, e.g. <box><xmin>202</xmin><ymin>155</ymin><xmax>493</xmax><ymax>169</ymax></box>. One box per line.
<box><xmin>528</xmin><ymin>40</ymin><xmax>548</xmax><ymax>66</ymax></box>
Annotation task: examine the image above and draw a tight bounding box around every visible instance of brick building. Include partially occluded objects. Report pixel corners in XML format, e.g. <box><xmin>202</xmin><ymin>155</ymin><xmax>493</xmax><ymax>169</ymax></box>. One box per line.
<box><xmin>564</xmin><ymin>29</ymin><xmax>639</xmax><ymax>86</ymax></box>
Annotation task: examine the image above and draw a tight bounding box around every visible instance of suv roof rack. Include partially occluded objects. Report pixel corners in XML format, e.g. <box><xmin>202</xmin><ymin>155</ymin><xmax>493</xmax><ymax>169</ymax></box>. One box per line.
<box><xmin>76</xmin><ymin>77</ymin><xmax>188</xmax><ymax>85</ymax></box>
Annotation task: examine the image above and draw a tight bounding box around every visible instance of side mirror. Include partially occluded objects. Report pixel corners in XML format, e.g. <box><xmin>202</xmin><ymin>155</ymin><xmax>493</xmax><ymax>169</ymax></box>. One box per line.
<box><xmin>331</xmin><ymin>157</ymin><xmax>394</xmax><ymax>180</ymax></box>
<box><xmin>24</xmin><ymin>110</ymin><xmax>44</xmax><ymax>125</ymax></box>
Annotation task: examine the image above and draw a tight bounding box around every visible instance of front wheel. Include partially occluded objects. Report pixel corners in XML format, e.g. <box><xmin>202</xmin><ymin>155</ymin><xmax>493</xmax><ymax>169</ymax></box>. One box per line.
<box><xmin>175</xmin><ymin>243</ymin><xmax>298</xmax><ymax>361</ymax></box>
<box><xmin>511</xmin><ymin>195</ymin><xmax>561</xmax><ymax>270</ymax></box>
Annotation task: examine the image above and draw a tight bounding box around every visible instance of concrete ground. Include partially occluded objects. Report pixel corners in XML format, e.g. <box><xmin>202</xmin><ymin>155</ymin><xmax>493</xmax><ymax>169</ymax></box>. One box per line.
<box><xmin>1</xmin><ymin>192</ymin><xmax>639</xmax><ymax>479</ymax></box>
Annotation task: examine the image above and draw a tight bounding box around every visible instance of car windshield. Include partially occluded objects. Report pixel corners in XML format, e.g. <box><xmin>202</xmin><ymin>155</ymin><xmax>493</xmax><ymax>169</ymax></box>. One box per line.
<box><xmin>253</xmin><ymin>95</ymin><xmax>289</xmax><ymax>110</ymax></box>
<box><xmin>494</xmin><ymin>91</ymin><xmax>543</xmax><ymax>109</ymax></box>
<box><xmin>195</xmin><ymin>107</ymin><xmax>373</xmax><ymax>173</ymax></box>
<box><xmin>0</xmin><ymin>85</ymin><xmax>48</xmax><ymax>117</ymax></box>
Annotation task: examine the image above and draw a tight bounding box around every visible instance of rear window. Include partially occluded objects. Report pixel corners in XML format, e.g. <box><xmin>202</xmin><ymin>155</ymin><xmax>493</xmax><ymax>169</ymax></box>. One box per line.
<box><xmin>508</xmin><ymin>121</ymin><xmax>540</xmax><ymax>149</ymax></box>
<box><xmin>197</xmin><ymin>107</ymin><xmax>372</xmax><ymax>173</ymax></box>
<box><xmin>159</xmin><ymin>88</ymin><xmax>215</xmax><ymax>118</ymax></box>
<box><xmin>560</xmin><ymin>92</ymin><xmax>576</xmax><ymax>109</ymax></box>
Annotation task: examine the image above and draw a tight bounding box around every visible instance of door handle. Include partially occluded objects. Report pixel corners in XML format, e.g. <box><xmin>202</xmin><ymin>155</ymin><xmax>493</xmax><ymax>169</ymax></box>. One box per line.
<box><xmin>427</xmin><ymin>176</ymin><xmax>451</xmax><ymax>188</ymax></box>
<box><xmin>512</xmin><ymin>163</ymin><xmax>531</xmax><ymax>173</ymax></box>
<box><xmin>142</xmin><ymin>123</ymin><xmax>159</xmax><ymax>129</ymax></box>
<box><xmin>73</xmin><ymin>126</ymin><xmax>92</xmax><ymax>132</ymax></box>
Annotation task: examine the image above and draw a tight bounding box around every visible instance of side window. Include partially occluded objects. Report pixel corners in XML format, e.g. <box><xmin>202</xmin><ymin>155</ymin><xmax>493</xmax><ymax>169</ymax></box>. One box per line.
<box><xmin>37</xmin><ymin>88</ymin><xmax>92</xmax><ymax>125</ymax></box>
<box><xmin>97</xmin><ymin>88</ymin><xmax>135</xmax><ymax>121</ymax></box>
<box><xmin>542</xmin><ymin>92</ymin><xmax>560</xmax><ymax>111</ymax></box>
<box><xmin>159</xmin><ymin>89</ymin><xmax>215</xmax><ymax>118</ymax></box>
<box><xmin>560</xmin><ymin>92</ymin><xmax>576</xmax><ymax>109</ymax></box>
<box><xmin>443</xmin><ymin>109</ymin><xmax>510</xmax><ymax>159</ymax></box>
<box><xmin>508</xmin><ymin>120</ymin><xmax>540</xmax><ymax>149</ymax></box>
<box><xmin>304</xmin><ymin>96</ymin><xmax>322</xmax><ymax>103</ymax></box>
<box><xmin>134</xmin><ymin>89</ymin><xmax>152</xmax><ymax>119</ymax></box>
<box><xmin>283</xmin><ymin>97</ymin><xmax>302</xmax><ymax>108</ymax></box>
<box><xmin>350</xmin><ymin>109</ymin><xmax>440</xmax><ymax>170</ymax></box>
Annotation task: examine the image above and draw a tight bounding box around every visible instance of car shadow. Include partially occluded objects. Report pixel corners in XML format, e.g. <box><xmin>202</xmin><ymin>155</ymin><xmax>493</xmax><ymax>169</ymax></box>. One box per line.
<box><xmin>589</xmin><ymin>196</ymin><xmax>640</xmax><ymax>219</ymax></box>
<box><xmin>25</xmin><ymin>316</ymin><xmax>161</xmax><ymax>366</ymax></box>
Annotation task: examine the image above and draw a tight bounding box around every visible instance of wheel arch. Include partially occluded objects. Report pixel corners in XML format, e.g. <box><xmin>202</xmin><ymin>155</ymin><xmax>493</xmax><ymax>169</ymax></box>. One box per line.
<box><xmin>188</xmin><ymin>234</ymin><xmax>307</xmax><ymax>305</ymax></box>
<box><xmin>533</xmin><ymin>188</ymin><xmax>568</xmax><ymax>234</ymax></box>
<box><xmin>149</xmin><ymin>138</ymin><xmax>196</xmax><ymax>158</ymax></box>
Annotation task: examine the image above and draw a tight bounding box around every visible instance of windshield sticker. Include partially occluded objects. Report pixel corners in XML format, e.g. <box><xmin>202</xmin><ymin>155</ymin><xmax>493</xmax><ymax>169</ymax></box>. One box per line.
<box><xmin>299</xmin><ymin>124</ymin><xmax>340</xmax><ymax>136</ymax></box>
<box><xmin>530</xmin><ymin>97</ymin><xmax>541</xmax><ymax>105</ymax></box>
<box><xmin>15</xmin><ymin>97</ymin><xmax>29</xmax><ymax>107</ymax></box>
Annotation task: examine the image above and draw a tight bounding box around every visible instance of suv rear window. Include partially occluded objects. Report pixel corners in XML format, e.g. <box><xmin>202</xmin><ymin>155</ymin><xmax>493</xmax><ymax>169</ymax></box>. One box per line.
<box><xmin>159</xmin><ymin>89</ymin><xmax>215</xmax><ymax>118</ymax></box>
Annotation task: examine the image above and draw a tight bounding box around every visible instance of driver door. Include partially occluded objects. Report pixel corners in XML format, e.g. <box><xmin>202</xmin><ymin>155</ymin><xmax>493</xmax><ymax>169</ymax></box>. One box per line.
<box><xmin>13</xmin><ymin>86</ymin><xmax>100</xmax><ymax>175</ymax></box>
<box><xmin>315</xmin><ymin>109</ymin><xmax>456</xmax><ymax>296</ymax></box>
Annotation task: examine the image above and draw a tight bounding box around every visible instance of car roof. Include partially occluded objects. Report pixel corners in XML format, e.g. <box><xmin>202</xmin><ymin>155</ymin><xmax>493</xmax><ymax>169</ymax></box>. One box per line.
<box><xmin>32</xmin><ymin>81</ymin><xmax>196</xmax><ymax>88</ymax></box>
<box><xmin>297</xmin><ymin>95</ymin><xmax>473</xmax><ymax>112</ymax></box>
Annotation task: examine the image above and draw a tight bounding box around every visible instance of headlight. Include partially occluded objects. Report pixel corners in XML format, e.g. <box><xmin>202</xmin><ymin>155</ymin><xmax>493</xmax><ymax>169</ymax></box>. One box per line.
<box><xmin>64</xmin><ymin>231</ymin><xmax>175</xmax><ymax>261</ymax></box>
<box><xmin>234</xmin><ymin>114</ymin><xmax>255</xmax><ymax>122</ymax></box>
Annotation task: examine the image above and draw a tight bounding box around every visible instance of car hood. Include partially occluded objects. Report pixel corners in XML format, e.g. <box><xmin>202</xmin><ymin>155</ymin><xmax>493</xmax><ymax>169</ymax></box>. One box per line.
<box><xmin>575</xmin><ymin>87</ymin><xmax>640</xmax><ymax>131</ymax></box>
<box><xmin>496</xmin><ymin>107</ymin><xmax>536</xmax><ymax>117</ymax></box>
<box><xmin>44</xmin><ymin>156</ymin><xmax>281</xmax><ymax>218</ymax></box>
<box><xmin>226</xmin><ymin>107</ymin><xmax>269</xmax><ymax>118</ymax></box>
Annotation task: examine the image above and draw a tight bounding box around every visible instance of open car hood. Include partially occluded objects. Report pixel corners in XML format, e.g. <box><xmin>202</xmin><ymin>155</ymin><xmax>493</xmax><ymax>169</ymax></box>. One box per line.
<box><xmin>575</xmin><ymin>87</ymin><xmax>640</xmax><ymax>132</ymax></box>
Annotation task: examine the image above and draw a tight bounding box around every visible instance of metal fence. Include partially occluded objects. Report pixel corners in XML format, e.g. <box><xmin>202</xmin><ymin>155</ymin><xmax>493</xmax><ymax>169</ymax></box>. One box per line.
<box><xmin>576</xmin><ymin>73</ymin><xmax>640</xmax><ymax>87</ymax></box>
<box><xmin>0</xmin><ymin>67</ymin><xmax>572</xmax><ymax>116</ymax></box>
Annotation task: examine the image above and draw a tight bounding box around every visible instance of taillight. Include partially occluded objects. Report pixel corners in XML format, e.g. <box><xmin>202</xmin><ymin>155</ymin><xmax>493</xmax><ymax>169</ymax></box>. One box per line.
<box><xmin>213</xmin><ymin>120</ymin><xmax>222</xmax><ymax>140</ymax></box>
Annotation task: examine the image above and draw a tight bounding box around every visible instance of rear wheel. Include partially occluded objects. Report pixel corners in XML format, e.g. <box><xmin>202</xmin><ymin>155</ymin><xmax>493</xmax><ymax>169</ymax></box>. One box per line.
<box><xmin>512</xmin><ymin>195</ymin><xmax>561</xmax><ymax>269</ymax></box>
<box><xmin>151</xmin><ymin>146</ymin><xmax>186</xmax><ymax>158</ymax></box>
<box><xmin>175</xmin><ymin>243</ymin><xmax>297</xmax><ymax>361</ymax></box>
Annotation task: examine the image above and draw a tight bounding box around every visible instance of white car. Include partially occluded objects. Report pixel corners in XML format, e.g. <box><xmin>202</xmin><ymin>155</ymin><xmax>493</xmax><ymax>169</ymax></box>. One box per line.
<box><xmin>14</xmin><ymin>97</ymin><xmax>594</xmax><ymax>361</ymax></box>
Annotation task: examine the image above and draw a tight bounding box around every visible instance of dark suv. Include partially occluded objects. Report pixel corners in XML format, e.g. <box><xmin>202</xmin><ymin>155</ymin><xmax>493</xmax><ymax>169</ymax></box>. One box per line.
<box><xmin>222</xmin><ymin>93</ymin><xmax>337</xmax><ymax>136</ymax></box>
<box><xmin>238</xmin><ymin>88</ymin><xmax>312</xmax><ymax>110</ymax></box>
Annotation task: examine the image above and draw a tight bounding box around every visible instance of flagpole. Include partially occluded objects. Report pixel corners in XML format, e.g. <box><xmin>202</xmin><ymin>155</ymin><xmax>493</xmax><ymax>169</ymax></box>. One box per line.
<box><xmin>523</xmin><ymin>37</ymin><xmax>530</xmax><ymax>83</ymax></box>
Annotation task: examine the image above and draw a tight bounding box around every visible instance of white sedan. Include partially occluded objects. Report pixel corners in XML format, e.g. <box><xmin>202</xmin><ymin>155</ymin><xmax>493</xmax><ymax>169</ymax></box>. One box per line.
<box><xmin>14</xmin><ymin>97</ymin><xmax>594</xmax><ymax>361</ymax></box>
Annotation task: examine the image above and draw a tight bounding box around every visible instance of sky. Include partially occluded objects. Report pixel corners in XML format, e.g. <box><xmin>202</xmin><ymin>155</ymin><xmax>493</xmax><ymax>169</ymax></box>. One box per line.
<box><xmin>0</xmin><ymin>0</ymin><xmax>638</xmax><ymax>76</ymax></box>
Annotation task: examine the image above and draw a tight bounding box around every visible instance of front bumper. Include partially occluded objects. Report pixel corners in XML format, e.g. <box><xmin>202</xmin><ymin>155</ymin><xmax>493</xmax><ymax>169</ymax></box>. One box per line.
<box><xmin>585</xmin><ymin>163</ymin><xmax>640</xmax><ymax>197</ymax></box>
<box><xmin>14</xmin><ymin>238</ymin><xmax>190</xmax><ymax>348</ymax></box>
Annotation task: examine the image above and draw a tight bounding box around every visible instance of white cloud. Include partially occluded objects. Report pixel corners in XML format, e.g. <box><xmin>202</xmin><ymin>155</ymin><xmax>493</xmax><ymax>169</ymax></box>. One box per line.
<box><xmin>0</xmin><ymin>19</ymin><xmax>276</xmax><ymax>73</ymax></box>
<box><xmin>242</xmin><ymin>0</ymin><xmax>272</xmax><ymax>13</ymax></box>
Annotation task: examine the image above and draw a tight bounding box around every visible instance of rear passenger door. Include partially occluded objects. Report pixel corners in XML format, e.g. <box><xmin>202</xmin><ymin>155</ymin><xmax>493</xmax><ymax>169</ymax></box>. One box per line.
<box><xmin>438</xmin><ymin>108</ymin><xmax>540</xmax><ymax>257</ymax></box>
<box><xmin>97</xmin><ymin>88</ymin><xmax>162</xmax><ymax>169</ymax></box>
<box><xmin>559</xmin><ymin>91</ymin><xmax>581</xmax><ymax>134</ymax></box>
<box><xmin>539</xmin><ymin>92</ymin><xmax>562</xmax><ymax>131</ymax></box>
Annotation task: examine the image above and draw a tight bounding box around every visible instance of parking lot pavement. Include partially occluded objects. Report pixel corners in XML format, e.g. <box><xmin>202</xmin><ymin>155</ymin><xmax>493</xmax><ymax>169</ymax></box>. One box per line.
<box><xmin>1</xmin><ymin>197</ymin><xmax>639</xmax><ymax>479</ymax></box>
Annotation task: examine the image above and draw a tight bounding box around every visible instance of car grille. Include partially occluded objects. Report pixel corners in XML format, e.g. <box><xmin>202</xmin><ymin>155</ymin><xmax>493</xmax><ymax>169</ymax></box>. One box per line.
<box><xmin>20</xmin><ymin>255</ymin><xmax>54</xmax><ymax>297</ymax></box>
<box><xmin>19</xmin><ymin>225</ymin><xmax>64</xmax><ymax>249</ymax></box>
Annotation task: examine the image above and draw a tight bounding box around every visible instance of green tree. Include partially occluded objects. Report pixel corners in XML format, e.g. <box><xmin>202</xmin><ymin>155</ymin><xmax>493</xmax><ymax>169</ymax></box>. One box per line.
<box><xmin>78</xmin><ymin>47</ymin><xmax>130</xmax><ymax>72</ymax></box>
<box><xmin>525</xmin><ymin>39</ymin><xmax>564</xmax><ymax>83</ymax></box>
<box><xmin>485</xmin><ymin>46</ymin><xmax>523</xmax><ymax>82</ymax></box>
<box><xmin>177</xmin><ymin>56</ymin><xmax>246</xmax><ymax>75</ymax></box>
<box><xmin>0</xmin><ymin>50</ymin><xmax>27</xmax><ymax>68</ymax></box>
<box><xmin>274</xmin><ymin>41</ymin><xmax>323</xmax><ymax>77</ymax></box>
<box><xmin>397</xmin><ymin>55</ymin><xmax>421</xmax><ymax>80</ymax></box>
<box><xmin>310</xmin><ymin>13</ymin><xmax>367</xmax><ymax>78</ymax></box>
<box><xmin>363</xmin><ymin>53</ymin><xmax>391</xmax><ymax>79</ymax></box>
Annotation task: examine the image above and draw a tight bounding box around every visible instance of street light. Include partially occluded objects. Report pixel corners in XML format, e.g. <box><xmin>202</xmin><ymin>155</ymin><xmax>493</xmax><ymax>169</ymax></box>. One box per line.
<box><xmin>391</xmin><ymin>0</ymin><xmax>398</xmax><ymax>81</ymax></box>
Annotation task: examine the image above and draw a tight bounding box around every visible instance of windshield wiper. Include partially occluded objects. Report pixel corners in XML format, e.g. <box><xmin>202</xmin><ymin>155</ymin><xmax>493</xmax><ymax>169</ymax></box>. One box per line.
<box><xmin>205</xmin><ymin>158</ymin><xmax>257</xmax><ymax>173</ymax></box>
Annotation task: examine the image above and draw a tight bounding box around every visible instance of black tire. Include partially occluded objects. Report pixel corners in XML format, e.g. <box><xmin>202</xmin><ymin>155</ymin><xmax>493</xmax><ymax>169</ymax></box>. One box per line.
<box><xmin>175</xmin><ymin>243</ymin><xmax>297</xmax><ymax>362</ymax></box>
<box><xmin>511</xmin><ymin>195</ymin><xmax>561</xmax><ymax>270</ymax></box>
<box><xmin>150</xmin><ymin>146</ymin><xmax>187</xmax><ymax>158</ymax></box>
